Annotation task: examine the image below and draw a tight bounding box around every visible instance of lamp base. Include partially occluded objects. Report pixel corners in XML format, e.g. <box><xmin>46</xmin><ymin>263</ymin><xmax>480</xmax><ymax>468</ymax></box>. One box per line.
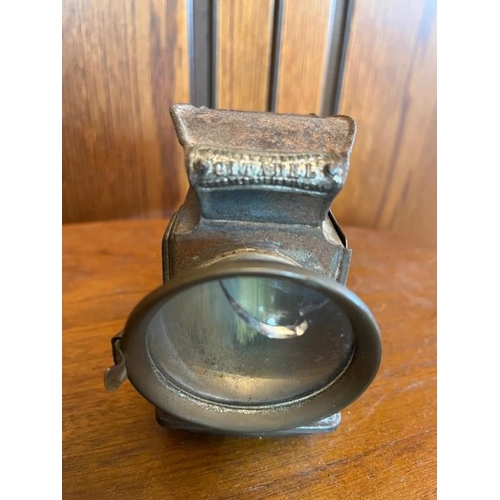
<box><xmin>155</xmin><ymin>407</ymin><xmax>341</xmax><ymax>437</ymax></box>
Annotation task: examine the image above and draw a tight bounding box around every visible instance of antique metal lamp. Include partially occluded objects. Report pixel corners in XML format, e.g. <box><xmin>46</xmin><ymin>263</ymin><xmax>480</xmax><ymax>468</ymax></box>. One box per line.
<box><xmin>104</xmin><ymin>105</ymin><xmax>381</xmax><ymax>436</ymax></box>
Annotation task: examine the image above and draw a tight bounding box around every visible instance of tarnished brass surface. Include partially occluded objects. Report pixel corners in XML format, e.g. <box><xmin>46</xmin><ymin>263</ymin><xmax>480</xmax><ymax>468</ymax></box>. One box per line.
<box><xmin>105</xmin><ymin>105</ymin><xmax>381</xmax><ymax>436</ymax></box>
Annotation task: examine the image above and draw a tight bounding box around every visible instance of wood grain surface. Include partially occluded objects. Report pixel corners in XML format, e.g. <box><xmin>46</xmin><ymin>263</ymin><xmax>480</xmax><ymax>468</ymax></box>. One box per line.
<box><xmin>62</xmin><ymin>0</ymin><xmax>436</xmax><ymax>247</ymax></box>
<box><xmin>216</xmin><ymin>0</ymin><xmax>275</xmax><ymax>111</ymax></box>
<box><xmin>63</xmin><ymin>219</ymin><xmax>436</xmax><ymax>499</ymax></box>
<box><xmin>275</xmin><ymin>0</ymin><xmax>334</xmax><ymax>115</ymax></box>
<box><xmin>336</xmin><ymin>0</ymin><xmax>437</xmax><ymax>245</ymax></box>
<box><xmin>62</xmin><ymin>0</ymin><xmax>190</xmax><ymax>223</ymax></box>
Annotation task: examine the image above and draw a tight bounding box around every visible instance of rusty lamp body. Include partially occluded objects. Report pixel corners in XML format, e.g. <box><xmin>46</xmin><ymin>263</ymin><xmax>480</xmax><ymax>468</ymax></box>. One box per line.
<box><xmin>105</xmin><ymin>105</ymin><xmax>381</xmax><ymax>436</ymax></box>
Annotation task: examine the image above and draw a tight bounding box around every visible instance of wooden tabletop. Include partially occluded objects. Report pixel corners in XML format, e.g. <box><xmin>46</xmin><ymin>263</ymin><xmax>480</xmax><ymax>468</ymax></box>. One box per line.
<box><xmin>63</xmin><ymin>219</ymin><xmax>436</xmax><ymax>499</ymax></box>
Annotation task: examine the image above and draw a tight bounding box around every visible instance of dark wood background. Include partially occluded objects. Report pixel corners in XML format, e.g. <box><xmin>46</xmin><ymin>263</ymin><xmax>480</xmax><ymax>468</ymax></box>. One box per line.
<box><xmin>62</xmin><ymin>0</ymin><xmax>436</xmax><ymax>245</ymax></box>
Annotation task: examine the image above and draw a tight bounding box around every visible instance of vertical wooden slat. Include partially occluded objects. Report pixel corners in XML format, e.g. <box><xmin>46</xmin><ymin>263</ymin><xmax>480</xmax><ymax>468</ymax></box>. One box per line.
<box><xmin>336</xmin><ymin>0</ymin><xmax>437</xmax><ymax>245</ymax></box>
<box><xmin>376</xmin><ymin>13</ymin><xmax>436</xmax><ymax>243</ymax></box>
<box><xmin>322</xmin><ymin>0</ymin><xmax>353</xmax><ymax>116</ymax></box>
<box><xmin>274</xmin><ymin>0</ymin><xmax>334</xmax><ymax>115</ymax></box>
<box><xmin>190</xmin><ymin>0</ymin><xmax>213</xmax><ymax>107</ymax></box>
<box><xmin>216</xmin><ymin>0</ymin><xmax>275</xmax><ymax>111</ymax></box>
<box><xmin>62</xmin><ymin>0</ymin><xmax>190</xmax><ymax>223</ymax></box>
